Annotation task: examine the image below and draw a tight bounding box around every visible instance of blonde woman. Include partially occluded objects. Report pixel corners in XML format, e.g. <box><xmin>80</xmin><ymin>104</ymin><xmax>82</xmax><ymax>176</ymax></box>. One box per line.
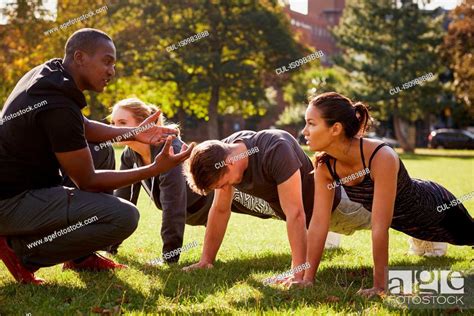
<box><xmin>110</xmin><ymin>98</ymin><xmax>283</xmax><ymax>264</ymax></box>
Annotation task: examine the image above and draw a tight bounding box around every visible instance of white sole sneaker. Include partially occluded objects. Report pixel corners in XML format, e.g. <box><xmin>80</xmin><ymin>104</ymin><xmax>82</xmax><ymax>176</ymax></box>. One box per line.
<box><xmin>408</xmin><ymin>237</ymin><xmax>447</xmax><ymax>257</ymax></box>
<box><xmin>325</xmin><ymin>232</ymin><xmax>342</xmax><ymax>249</ymax></box>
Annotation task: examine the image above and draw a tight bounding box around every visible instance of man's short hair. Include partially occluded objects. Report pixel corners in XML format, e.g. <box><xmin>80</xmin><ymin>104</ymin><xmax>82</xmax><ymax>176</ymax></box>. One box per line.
<box><xmin>184</xmin><ymin>140</ymin><xmax>231</xmax><ymax>195</ymax></box>
<box><xmin>64</xmin><ymin>28</ymin><xmax>112</xmax><ymax>57</ymax></box>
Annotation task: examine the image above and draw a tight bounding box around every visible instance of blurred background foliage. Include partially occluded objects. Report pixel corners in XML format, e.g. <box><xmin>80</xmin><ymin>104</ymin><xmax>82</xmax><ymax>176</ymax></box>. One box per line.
<box><xmin>0</xmin><ymin>0</ymin><xmax>472</xmax><ymax>148</ymax></box>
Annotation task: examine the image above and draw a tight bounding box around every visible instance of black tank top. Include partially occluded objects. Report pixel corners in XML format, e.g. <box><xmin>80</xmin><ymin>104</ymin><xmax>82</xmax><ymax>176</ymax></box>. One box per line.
<box><xmin>324</xmin><ymin>138</ymin><xmax>473</xmax><ymax>244</ymax></box>
<box><xmin>325</xmin><ymin>138</ymin><xmax>411</xmax><ymax>213</ymax></box>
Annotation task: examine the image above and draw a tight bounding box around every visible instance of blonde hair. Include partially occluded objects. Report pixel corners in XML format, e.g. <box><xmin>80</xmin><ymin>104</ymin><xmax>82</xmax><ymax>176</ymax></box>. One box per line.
<box><xmin>112</xmin><ymin>98</ymin><xmax>179</xmax><ymax>133</ymax></box>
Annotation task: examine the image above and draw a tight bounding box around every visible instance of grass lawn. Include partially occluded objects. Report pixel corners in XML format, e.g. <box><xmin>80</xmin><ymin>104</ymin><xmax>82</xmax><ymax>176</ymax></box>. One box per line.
<box><xmin>0</xmin><ymin>148</ymin><xmax>472</xmax><ymax>315</ymax></box>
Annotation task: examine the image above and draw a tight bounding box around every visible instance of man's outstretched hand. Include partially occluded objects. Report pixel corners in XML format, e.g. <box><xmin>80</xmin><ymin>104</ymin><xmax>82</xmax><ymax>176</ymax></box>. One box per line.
<box><xmin>134</xmin><ymin>111</ymin><xmax>179</xmax><ymax>145</ymax></box>
<box><xmin>152</xmin><ymin>136</ymin><xmax>195</xmax><ymax>175</ymax></box>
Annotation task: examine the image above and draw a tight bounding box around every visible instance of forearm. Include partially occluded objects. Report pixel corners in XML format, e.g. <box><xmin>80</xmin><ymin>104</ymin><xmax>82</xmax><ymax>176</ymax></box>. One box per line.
<box><xmin>79</xmin><ymin>165</ymin><xmax>158</xmax><ymax>192</ymax></box>
<box><xmin>371</xmin><ymin>227</ymin><xmax>389</xmax><ymax>289</ymax></box>
<box><xmin>303</xmin><ymin>223</ymin><xmax>329</xmax><ymax>282</ymax></box>
<box><xmin>200</xmin><ymin>209</ymin><xmax>231</xmax><ymax>263</ymax></box>
<box><xmin>285</xmin><ymin>211</ymin><xmax>307</xmax><ymax>279</ymax></box>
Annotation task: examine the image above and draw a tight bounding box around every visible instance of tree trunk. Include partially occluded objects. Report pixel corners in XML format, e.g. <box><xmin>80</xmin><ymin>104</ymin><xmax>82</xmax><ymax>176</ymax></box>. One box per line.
<box><xmin>207</xmin><ymin>84</ymin><xmax>220</xmax><ymax>139</ymax></box>
<box><xmin>89</xmin><ymin>93</ymin><xmax>102</xmax><ymax>121</ymax></box>
<box><xmin>177</xmin><ymin>104</ymin><xmax>186</xmax><ymax>137</ymax></box>
<box><xmin>393</xmin><ymin>98</ymin><xmax>415</xmax><ymax>153</ymax></box>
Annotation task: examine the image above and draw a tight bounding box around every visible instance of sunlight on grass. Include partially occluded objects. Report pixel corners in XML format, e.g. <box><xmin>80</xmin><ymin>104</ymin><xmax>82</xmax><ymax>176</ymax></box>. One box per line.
<box><xmin>0</xmin><ymin>147</ymin><xmax>472</xmax><ymax>315</ymax></box>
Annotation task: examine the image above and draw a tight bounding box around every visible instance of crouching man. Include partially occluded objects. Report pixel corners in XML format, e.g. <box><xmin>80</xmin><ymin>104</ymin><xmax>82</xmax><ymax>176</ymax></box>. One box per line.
<box><xmin>0</xmin><ymin>28</ymin><xmax>193</xmax><ymax>284</ymax></box>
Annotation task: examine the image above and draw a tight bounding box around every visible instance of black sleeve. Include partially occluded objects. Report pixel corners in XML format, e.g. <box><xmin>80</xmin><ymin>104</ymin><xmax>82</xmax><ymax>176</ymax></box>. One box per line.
<box><xmin>36</xmin><ymin>107</ymin><xmax>87</xmax><ymax>152</ymax></box>
<box><xmin>265</xmin><ymin>141</ymin><xmax>302</xmax><ymax>185</ymax></box>
<box><xmin>114</xmin><ymin>149</ymin><xmax>141</xmax><ymax>205</ymax></box>
<box><xmin>158</xmin><ymin>139</ymin><xmax>186</xmax><ymax>262</ymax></box>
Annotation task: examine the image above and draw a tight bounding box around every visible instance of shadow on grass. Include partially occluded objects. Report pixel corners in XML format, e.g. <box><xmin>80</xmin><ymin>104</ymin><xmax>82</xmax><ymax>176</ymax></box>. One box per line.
<box><xmin>1</xmin><ymin>250</ymin><xmax>465</xmax><ymax>314</ymax></box>
<box><xmin>235</xmin><ymin>256</ymin><xmax>464</xmax><ymax>313</ymax></box>
<box><xmin>0</xmin><ymin>268</ymin><xmax>147</xmax><ymax>314</ymax></box>
<box><xmin>114</xmin><ymin>250</ymin><xmax>466</xmax><ymax>314</ymax></box>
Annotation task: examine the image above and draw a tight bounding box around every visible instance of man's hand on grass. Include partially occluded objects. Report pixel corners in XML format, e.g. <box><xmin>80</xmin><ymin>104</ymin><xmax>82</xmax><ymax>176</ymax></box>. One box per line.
<box><xmin>357</xmin><ymin>287</ymin><xmax>385</xmax><ymax>298</ymax></box>
<box><xmin>182</xmin><ymin>261</ymin><xmax>214</xmax><ymax>272</ymax></box>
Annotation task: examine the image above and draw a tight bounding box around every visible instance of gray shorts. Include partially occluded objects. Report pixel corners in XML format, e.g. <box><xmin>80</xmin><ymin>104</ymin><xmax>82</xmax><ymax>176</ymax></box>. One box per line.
<box><xmin>0</xmin><ymin>186</ymin><xmax>139</xmax><ymax>270</ymax></box>
<box><xmin>0</xmin><ymin>143</ymin><xmax>137</xmax><ymax>270</ymax></box>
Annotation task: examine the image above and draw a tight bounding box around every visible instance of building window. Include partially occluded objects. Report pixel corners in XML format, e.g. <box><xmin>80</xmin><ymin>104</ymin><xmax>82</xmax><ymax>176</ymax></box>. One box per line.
<box><xmin>289</xmin><ymin>0</ymin><xmax>308</xmax><ymax>15</ymax></box>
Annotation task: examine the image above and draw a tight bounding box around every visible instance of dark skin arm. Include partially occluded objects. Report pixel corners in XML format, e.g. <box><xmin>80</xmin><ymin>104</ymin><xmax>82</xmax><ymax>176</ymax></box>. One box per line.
<box><xmin>57</xmin><ymin>136</ymin><xmax>194</xmax><ymax>192</ymax></box>
<box><xmin>84</xmin><ymin>111</ymin><xmax>177</xmax><ymax>144</ymax></box>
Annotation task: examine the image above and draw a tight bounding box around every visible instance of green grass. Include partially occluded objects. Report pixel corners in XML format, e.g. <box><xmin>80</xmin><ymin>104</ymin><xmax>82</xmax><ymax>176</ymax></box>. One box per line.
<box><xmin>0</xmin><ymin>148</ymin><xmax>473</xmax><ymax>315</ymax></box>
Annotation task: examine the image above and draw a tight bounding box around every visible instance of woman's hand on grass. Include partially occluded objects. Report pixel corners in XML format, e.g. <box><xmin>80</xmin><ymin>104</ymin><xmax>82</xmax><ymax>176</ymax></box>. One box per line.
<box><xmin>272</xmin><ymin>275</ymin><xmax>293</xmax><ymax>285</ymax></box>
<box><xmin>267</xmin><ymin>275</ymin><xmax>313</xmax><ymax>289</ymax></box>
<box><xmin>182</xmin><ymin>261</ymin><xmax>214</xmax><ymax>272</ymax></box>
<box><xmin>286</xmin><ymin>279</ymin><xmax>313</xmax><ymax>289</ymax></box>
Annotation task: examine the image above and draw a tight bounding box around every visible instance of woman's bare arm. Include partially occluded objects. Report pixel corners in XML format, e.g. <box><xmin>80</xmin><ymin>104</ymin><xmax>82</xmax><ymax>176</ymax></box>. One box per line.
<box><xmin>358</xmin><ymin>147</ymin><xmax>399</xmax><ymax>297</ymax></box>
<box><xmin>303</xmin><ymin>162</ymin><xmax>335</xmax><ymax>283</ymax></box>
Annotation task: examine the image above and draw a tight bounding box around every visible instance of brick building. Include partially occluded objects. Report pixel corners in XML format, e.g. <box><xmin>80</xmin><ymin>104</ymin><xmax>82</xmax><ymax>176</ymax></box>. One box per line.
<box><xmin>184</xmin><ymin>1</ymin><xmax>349</xmax><ymax>141</ymax></box>
<box><xmin>284</xmin><ymin>0</ymin><xmax>346</xmax><ymax>64</ymax></box>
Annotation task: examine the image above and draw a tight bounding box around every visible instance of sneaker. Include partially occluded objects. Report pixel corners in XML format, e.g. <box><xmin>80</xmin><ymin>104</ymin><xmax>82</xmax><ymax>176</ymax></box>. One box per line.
<box><xmin>424</xmin><ymin>242</ymin><xmax>448</xmax><ymax>257</ymax></box>
<box><xmin>408</xmin><ymin>237</ymin><xmax>447</xmax><ymax>257</ymax></box>
<box><xmin>146</xmin><ymin>258</ymin><xmax>165</xmax><ymax>267</ymax></box>
<box><xmin>325</xmin><ymin>232</ymin><xmax>342</xmax><ymax>249</ymax></box>
<box><xmin>0</xmin><ymin>236</ymin><xmax>44</xmax><ymax>284</ymax></box>
<box><xmin>63</xmin><ymin>253</ymin><xmax>128</xmax><ymax>271</ymax></box>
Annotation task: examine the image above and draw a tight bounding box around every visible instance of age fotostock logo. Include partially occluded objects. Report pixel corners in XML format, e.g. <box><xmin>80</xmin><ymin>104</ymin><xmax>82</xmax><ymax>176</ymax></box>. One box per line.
<box><xmin>386</xmin><ymin>268</ymin><xmax>473</xmax><ymax>309</ymax></box>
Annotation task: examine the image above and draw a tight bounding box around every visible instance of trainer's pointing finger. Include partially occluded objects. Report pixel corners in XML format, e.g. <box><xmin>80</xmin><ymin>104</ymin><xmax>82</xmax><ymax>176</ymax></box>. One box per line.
<box><xmin>142</xmin><ymin>110</ymin><xmax>161</xmax><ymax>125</ymax></box>
<box><xmin>175</xmin><ymin>142</ymin><xmax>195</xmax><ymax>162</ymax></box>
<box><xmin>160</xmin><ymin>135</ymin><xmax>173</xmax><ymax>156</ymax></box>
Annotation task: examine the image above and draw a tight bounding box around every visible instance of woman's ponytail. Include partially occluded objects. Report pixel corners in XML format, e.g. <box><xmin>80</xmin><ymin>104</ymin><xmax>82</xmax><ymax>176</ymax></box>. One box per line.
<box><xmin>353</xmin><ymin>102</ymin><xmax>370</xmax><ymax>136</ymax></box>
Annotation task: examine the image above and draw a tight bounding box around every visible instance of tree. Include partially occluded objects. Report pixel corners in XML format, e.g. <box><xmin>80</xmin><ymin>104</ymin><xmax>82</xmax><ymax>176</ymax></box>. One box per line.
<box><xmin>0</xmin><ymin>0</ymin><xmax>55</xmax><ymax>106</ymax></box>
<box><xmin>1</xmin><ymin>0</ymin><xmax>307</xmax><ymax>137</ymax></box>
<box><xmin>0</xmin><ymin>0</ymin><xmax>113</xmax><ymax>119</ymax></box>
<box><xmin>106</xmin><ymin>0</ymin><xmax>307</xmax><ymax>139</ymax></box>
<box><xmin>277</xmin><ymin>66</ymin><xmax>348</xmax><ymax>130</ymax></box>
<box><xmin>442</xmin><ymin>1</ymin><xmax>474</xmax><ymax>127</ymax></box>
<box><xmin>333</xmin><ymin>0</ymin><xmax>445</xmax><ymax>152</ymax></box>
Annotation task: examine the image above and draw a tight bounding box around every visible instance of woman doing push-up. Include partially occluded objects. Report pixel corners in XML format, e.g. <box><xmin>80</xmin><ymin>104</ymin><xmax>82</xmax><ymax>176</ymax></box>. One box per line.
<box><xmin>298</xmin><ymin>92</ymin><xmax>473</xmax><ymax>297</ymax></box>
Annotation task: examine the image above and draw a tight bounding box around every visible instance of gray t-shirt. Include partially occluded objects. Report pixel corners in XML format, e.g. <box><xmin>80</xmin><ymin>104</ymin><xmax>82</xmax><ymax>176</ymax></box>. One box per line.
<box><xmin>222</xmin><ymin>129</ymin><xmax>321</xmax><ymax>225</ymax></box>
